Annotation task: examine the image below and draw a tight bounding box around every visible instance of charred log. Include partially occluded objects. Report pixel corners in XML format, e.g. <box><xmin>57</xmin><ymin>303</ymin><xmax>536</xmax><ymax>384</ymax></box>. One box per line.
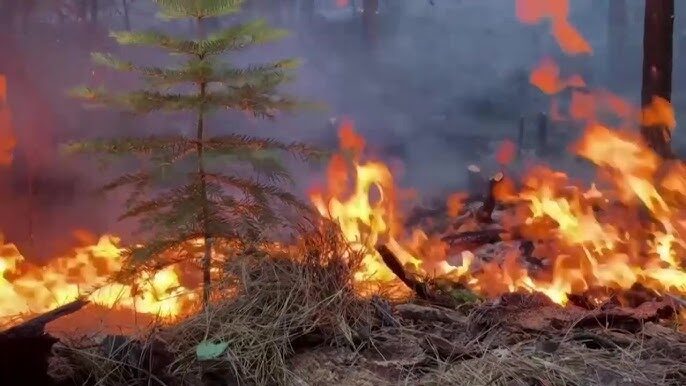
<box><xmin>0</xmin><ymin>334</ymin><xmax>58</xmax><ymax>385</ymax></box>
<box><xmin>0</xmin><ymin>299</ymin><xmax>89</xmax><ymax>339</ymax></box>
<box><xmin>376</xmin><ymin>244</ymin><xmax>432</xmax><ymax>300</ymax></box>
<box><xmin>441</xmin><ymin>229</ymin><xmax>503</xmax><ymax>248</ymax></box>
<box><xmin>477</xmin><ymin>172</ymin><xmax>504</xmax><ymax>223</ymax></box>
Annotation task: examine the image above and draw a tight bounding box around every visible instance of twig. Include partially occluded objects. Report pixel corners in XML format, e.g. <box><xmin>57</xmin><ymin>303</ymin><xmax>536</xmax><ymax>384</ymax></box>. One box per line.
<box><xmin>376</xmin><ymin>245</ymin><xmax>432</xmax><ymax>300</ymax></box>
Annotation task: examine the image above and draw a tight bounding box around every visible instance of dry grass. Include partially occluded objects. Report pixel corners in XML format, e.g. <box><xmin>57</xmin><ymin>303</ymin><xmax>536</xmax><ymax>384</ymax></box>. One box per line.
<box><xmin>162</xmin><ymin>221</ymin><xmax>375</xmax><ymax>385</ymax></box>
<box><xmin>421</xmin><ymin>339</ymin><xmax>683</xmax><ymax>386</ymax></box>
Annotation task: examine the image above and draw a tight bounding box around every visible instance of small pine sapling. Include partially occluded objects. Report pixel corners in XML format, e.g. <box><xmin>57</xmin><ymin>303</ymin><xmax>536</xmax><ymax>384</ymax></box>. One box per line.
<box><xmin>69</xmin><ymin>0</ymin><xmax>318</xmax><ymax>306</ymax></box>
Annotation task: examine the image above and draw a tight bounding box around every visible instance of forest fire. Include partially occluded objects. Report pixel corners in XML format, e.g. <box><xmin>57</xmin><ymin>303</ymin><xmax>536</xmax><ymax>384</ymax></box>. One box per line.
<box><xmin>308</xmin><ymin>0</ymin><xmax>686</xmax><ymax>309</ymax></box>
<box><xmin>312</xmin><ymin>117</ymin><xmax>686</xmax><ymax>307</ymax></box>
<box><xmin>1</xmin><ymin>0</ymin><xmax>683</xmax><ymax>328</ymax></box>
<box><xmin>0</xmin><ymin>232</ymin><xmax>195</xmax><ymax>325</ymax></box>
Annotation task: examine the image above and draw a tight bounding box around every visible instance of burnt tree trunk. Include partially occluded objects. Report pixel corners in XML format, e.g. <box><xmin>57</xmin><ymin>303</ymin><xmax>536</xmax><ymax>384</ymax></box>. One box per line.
<box><xmin>362</xmin><ymin>0</ymin><xmax>380</xmax><ymax>49</ymax></box>
<box><xmin>641</xmin><ymin>0</ymin><xmax>674</xmax><ymax>158</ymax></box>
<box><xmin>89</xmin><ymin>0</ymin><xmax>98</xmax><ymax>23</ymax></box>
<box><xmin>122</xmin><ymin>0</ymin><xmax>131</xmax><ymax>30</ymax></box>
<box><xmin>608</xmin><ymin>0</ymin><xmax>627</xmax><ymax>89</ymax></box>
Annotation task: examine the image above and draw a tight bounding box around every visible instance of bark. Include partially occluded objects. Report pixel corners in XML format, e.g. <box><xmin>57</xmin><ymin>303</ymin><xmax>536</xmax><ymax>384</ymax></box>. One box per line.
<box><xmin>376</xmin><ymin>244</ymin><xmax>432</xmax><ymax>300</ymax></box>
<box><xmin>641</xmin><ymin>0</ymin><xmax>674</xmax><ymax>158</ymax></box>
<box><xmin>362</xmin><ymin>0</ymin><xmax>380</xmax><ymax>48</ymax></box>
<box><xmin>607</xmin><ymin>0</ymin><xmax>627</xmax><ymax>89</ymax></box>
<box><xmin>122</xmin><ymin>0</ymin><xmax>131</xmax><ymax>30</ymax></box>
<box><xmin>89</xmin><ymin>0</ymin><xmax>98</xmax><ymax>23</ymax></box>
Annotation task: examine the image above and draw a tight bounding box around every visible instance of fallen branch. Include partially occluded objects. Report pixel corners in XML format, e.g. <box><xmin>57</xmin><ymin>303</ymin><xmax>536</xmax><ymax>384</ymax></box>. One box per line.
<box><xmin>0</xmin><ymin>299</ymin><xmax>89</xmax><ymax>338</ymax></box>
<box><xmin>376</xmin><ymin>245</ymin><xmax>432</xmax><ymax>300</ymax></box>
<box><xmin>441</xmin><ymin>228</ymin><xmax>503</xmax><ymax>247</ymax></box>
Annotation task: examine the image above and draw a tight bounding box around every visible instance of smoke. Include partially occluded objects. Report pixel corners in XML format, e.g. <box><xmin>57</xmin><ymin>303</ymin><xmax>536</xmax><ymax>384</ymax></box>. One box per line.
<box><xmin>0</xmin><ymin>0</ymin><xmax>680</xmax><ymax>259</ymax></box>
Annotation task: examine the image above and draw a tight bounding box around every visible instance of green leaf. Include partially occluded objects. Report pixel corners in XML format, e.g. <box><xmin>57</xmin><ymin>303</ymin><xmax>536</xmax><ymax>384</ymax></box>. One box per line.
<box><xmin>196</xmin><ymin>340</ymin><xmax>229</xmax><ymax>360</ymax></box>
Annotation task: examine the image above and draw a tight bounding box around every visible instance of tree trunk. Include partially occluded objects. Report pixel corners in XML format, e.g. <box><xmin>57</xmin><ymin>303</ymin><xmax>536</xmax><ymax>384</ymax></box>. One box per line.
<box><xmin>641</xmin><ymin>0</ymin><xmax>674</xmax><ymax>158</ymax></box>
<box><xmin>122</xmin><ymin>0</ymin><xmax>131</xmax><ymax>30</ymax></box>
<box><xmin>607</xmin><ymin>0</ymin><xmax>627</xmax><ymax>89</ymax></box>
<box><xmin>197</xmin><ymin>80</ymin><xmax>213</xmax><ymax>307</ymax></box>
<box><xmin>89</xmin><ymin>0</ymin><xmax>98</xmax><ymax>23</ymax></box>
<box><xmin>362</xmin><ymin>0</ymin><xmax>380</xmax><ymax>48</ymax></box>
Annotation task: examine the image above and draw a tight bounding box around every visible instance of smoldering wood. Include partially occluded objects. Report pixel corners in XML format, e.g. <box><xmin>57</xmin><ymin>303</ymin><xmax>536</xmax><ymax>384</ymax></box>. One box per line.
<box><xmin>440</xmin><ymin>228</ymin><xmax>503</xmax><ymax>247</ymax></box>
<box><xmin>376</xmin><ymin>244</ymin><xmax>432</xmax><ymax>300</ymax></box>
<box><xmin>477</xmin><ymin>172</ymin><xmax>503</xmax><ymax>223</ymax></box>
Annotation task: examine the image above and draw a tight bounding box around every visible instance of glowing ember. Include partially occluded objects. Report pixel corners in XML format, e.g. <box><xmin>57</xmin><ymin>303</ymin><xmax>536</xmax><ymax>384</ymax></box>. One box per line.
<box><xmin>0</xmin><ymin>232</ymin><xmax>195</xmax><ymax>324</ymax></box>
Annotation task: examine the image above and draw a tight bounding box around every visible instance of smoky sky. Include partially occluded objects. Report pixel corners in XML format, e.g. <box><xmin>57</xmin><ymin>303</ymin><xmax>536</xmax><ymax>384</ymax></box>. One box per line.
<box><xmin>1</xmin><ymin>0</ymin><xmax>685</xmax><ymax>259</ymax></box>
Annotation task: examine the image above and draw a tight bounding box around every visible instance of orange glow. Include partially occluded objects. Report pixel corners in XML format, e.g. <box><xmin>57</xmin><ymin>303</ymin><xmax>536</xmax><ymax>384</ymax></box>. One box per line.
<box><xmin>336</xmin><ymin>0</ymin><xmax>349</xmax><ymax>7</ymax></box>
<box><xmin>0</xmin><ymin>232</ymin><xmax>196</xmax><ymax>324</ymax></box>
<box><xmin>642</xmin><ymin>96</ymin><xmax>676</xmax><ymax>130</ymax></box>
<box><xmin>0</xmin><ymin>75</ymin><xmax>16</xmax><ymax>166</ymax></box>
<box><xmin>311</xmin><ymin>116</ymin><xmax>686</xmax><ymax>306</ymax></box>
<box><xmin>447</xmin><ymin>192</ymin><xmax>467</xmax><ymax>218</ymax></box>
<box><xmin>530</xmin><ymin>57</ymin><xmax>586</xmax><ymax>96</ymax></box>
<box><xmin>496</xmin><ymin>140</ymin><xmax>517</xmax><ymax>165</ymax></box>
<box><xmin>516</xmin><ymin>0</ymin><xmax>591</xmax><ymax>55</ymax></box>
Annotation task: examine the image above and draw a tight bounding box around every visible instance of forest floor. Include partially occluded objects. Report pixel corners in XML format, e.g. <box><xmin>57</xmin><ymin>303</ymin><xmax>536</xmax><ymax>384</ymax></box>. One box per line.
<box><xmin>45</xmin><ymin>233</ymin><xmax>686</xmax><ymax>386</ymax></box>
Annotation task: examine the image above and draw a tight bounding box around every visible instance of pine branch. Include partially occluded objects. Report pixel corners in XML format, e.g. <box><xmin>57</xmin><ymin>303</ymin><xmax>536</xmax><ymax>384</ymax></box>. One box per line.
<box><xmin>204</xmin><ymin>172</ymin><xmax>308</xmax><ymax>210</ymax></box>
<box><xmin>204</xmin><ymin>134</ymin><xmax>319</xmax><ymax>160</ymax></box>
<box><xmin>109</xmin><ymin>20</ymin><xmax>287</xmax><ymax>57</ymax></box>
<box><xmin>196</xmin><ymin>20</ymin><xmax>289</xmax><ymax>56</ymax></box>
<box><xmin>64</xmin><ymin>135</ymin><xmax>195</xmax><ymax>157</ymax></box>
<box><xmin>120</xmin><ymin>183</ymin><xmax>199</xmax><ymax>220</ymax></box>
<box><xmin>102</xmin><ymin>171</ymin><xmax>151</xmax><ymax>191</ymax></box>
<box><xmin>154</xmin><ymin>0</ymin><xmax>243</xmax><ymax>19</ymax></box>
<box><xmin>110</xmin><ymin>30</ymin><xmax>198</xmax><ymax>54</ymax></box>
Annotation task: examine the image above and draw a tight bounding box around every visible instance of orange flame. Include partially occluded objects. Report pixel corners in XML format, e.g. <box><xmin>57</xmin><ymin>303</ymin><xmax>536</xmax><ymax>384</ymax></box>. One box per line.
<box><xmin>311</xmin><ymin>115</ymin><xmax>686</xmax><ymax>306</ymax></box>
<box><xmin>516</xmin><ymin>0</ymin><xmax>592</xmax><ymax>55</ymax></box>
<box><xmin>0</xmin><ymin>232</ymin><xmax>196</xmax><ymax>324</ymax></box>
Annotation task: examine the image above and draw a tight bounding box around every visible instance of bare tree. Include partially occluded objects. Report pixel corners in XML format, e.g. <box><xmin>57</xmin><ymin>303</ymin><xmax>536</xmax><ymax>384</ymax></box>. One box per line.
<box><xmin>641</xmin><ymin>0</ymin><xmax>674</xmax><ymax>158</ymax></box>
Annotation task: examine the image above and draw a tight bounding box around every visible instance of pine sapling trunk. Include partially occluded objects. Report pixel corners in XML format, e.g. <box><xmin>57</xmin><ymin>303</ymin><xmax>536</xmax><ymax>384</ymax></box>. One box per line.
<box><xmin>197</xmin><ymin>80</ymin><xmax>213</xmax><ymax>307</ymax></box>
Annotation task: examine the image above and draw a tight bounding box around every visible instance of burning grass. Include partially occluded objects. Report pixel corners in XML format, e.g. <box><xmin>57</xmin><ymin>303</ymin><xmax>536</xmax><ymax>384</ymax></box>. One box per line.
<box><xmin>44</xmin><ymin>221</ymin><xmax>686</xmax><ymax>386</ymax></box>
<box><xmin>51</xmin><ymin>221</ymin><xmax>376</xmax><ymax>385</ymax></box>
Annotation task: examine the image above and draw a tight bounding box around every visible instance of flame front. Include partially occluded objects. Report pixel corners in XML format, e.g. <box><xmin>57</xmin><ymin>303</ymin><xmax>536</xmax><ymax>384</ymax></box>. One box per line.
<box><xmin>0</xmin><ymin>233</ymin><xmax>195</xmax><ymax>323</ymax></box>
<box><xmin>313</xmin><ymin>118</ymin><xmax>686</xmax><ymax>306</ymax></box>
<box><xmin>309</xmin><ymin>2</ymin><xmax>686</xmax><ymax>307</ymax></box>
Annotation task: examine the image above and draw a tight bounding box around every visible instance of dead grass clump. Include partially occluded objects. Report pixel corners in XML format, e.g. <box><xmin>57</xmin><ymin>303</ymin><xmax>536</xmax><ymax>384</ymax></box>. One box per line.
<box><xmin>162</xmin><ymin>221</ymin><xmax>375</xmax><ymax>385</ymax></box>
<box><xmin>50</xmin><ymin>333</ymin><xmax>176</xmax><ymax>386</ymax></box>
<box><xmin>421</xmin><ymin>337</ymin><xmax>686</xmax><ymax>386</ymax></box>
